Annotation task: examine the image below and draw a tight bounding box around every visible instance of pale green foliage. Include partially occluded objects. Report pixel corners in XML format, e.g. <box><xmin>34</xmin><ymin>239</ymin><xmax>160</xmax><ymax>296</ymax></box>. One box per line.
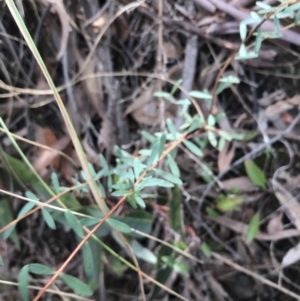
<box><xmin>237</xmin><ymin>1</ymin><xmax>300</xmax><ymax>60</ymax></box>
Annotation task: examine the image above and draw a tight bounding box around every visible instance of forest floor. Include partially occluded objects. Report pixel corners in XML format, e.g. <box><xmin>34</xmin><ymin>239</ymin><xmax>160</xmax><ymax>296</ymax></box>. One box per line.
<box><xmin>1</xmin><ymin>0</ymin><xmax>300</xmax><ymax>301</ymax></box>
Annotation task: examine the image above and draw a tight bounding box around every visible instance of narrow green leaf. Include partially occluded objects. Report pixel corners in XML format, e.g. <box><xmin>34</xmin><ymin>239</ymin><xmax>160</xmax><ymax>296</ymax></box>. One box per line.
<box><xmin>240</xmin><ymin>22</ymin><xmax>247</xmax><ymax>41</ymax></box>
<box><xmin>98</xmin><ymin>181</ymin><xmax>106</xmax><ymax>198</ymax></box>
<box><xmin>134</xmin><ymin>194</ymin><xmax>146</xmax><ymax>208</ymax></box>
<box><xmin>216</xmin><ymin>195</ymin><xmax>243</xmax><ymax>212</ymax></box>
<box><xmin>140</xmin><ymin>178</ymin><xmax>174</xmax><ymax>188</ymax></box>
<box><xmin>183</xmin><ymin>140</ymin><xmax>203</xmax><ymax>157</ymax></box>
<box><xmin>82</xmin><ymin>242</ymin><xmax>94</xmax><ymax>278</ymax></box>
<box><xmin>159</xmin><ymin>133</ymin><xmax>166</xmax><ymax>156</ymax></box>
<box><xmin>189</xmin><ymin>90</ymin><xmax>212</xmax><ymax>100</ymax></box>
<box><xmin>218</xmin><ymin>137</ymin><xmax>226</xmax><ymax>151</ymax></box>
<box><xmin>244</xmin><ymin>159</ymin><xmax>266</xmax><ymax>188</ymax></box>
<box><xmin>51</xmin><ymin>172</ymin><xmax>60</xmax><ymax>193</ymax></box>
<box><xmin>29</xmin><ymin>263</ymin><xmax>54</xmax><ymax>275</ymax></box>
<box><xmin>0</xmin><ymin>198</ymin><xmax>20</xmax><ymax>249</ymax></box>
<box><xmin>60</xmin><ymin>273</ymin><xmax>93</xmax><ymax>296</ymax></box>
<box><xmin>167</xmin><ymin>154</ymin><xmax>180</xmax><ymax>178</ymax></box>
<box><xmin>161</xmin><ymin>256</ymin><xmax>188</xmax><ymax>276</ymax></box>
<box><xmin>201</xmin><ymin>242</ymin><xmax>212</xmax><ymax>258</ymax></box>
<box><xmin>254</xmin><ymin>28</ymin><xmax>262</xmax><ymax>53</ymax></box>
<box><xmin>18</xmin><ymin>265</ymin><xmax>29</xmax><ymax>301</ymax></box>
<box><xmin>166</xmin><ymin>118</ymin><xmax>177</xmax><ymax>140</ymax></box>
<box><xmin>207</xmin><ymin>131</ymin><xmax>218</xmax><ymax>148</ymax></box>
<box><xmin>130</xmin><ymin>240</ymin><xmax>157</xmax><ymax>264</ymax></box>
<box><xmin>147</xmin><ymin>141</ymin><xmax>160</xmax><ymax>168</ymax></box>
<box><xmin>133</xmin><ymin>157</ymin><xmax>142</xmax><ymax>180</ymax></box>
<box><xmin>25</xmin><ymin>191</ymin><xmax>39</xmax><ymax>201</ymax></box>
<box><xmin>170</xmin><ymin>79</ymin><xmax>183</xmax><ymax>94</ymax></box>
<box><xmin>206</xmin><ymin>207</ymin><xmax>219</xmax><ymax>218</ymax></box>
<box><xmin>207</xmin><ymin>114</ymin><xmax>216</xmax><ymax>126</ymax></box>
<box><xmin>17</xmin><ymin>202</ymin><xmax>36</xmax><ymax>219</ymax></box>
<box><xmin>41</xmin><ymin>208</ymin><xmax>56</xmax><ymax>230</ymax></box>
<box><xmin>154</xmin><ymin>169</ymin><xmax>182</xmax><ymax>185</ymax></box>
<box><xmin>64</xmin><ymin>210</ymin><xmax>84</xmax><ymax>238</ymax></box>
<box><xmin>153</xmin><ymin>91</ymin><xmax>176</xmax><ymax>103</ymax></box>
<box><xmin>0</xmin><ymin>255</ymin><xmax>3</xmax><ymax>265</ymax></box>
<box><xmin>169</xmin><ymin>185</ymin><xmax>182</xmax><ymax>233</ymax></box>
<box><xmin>80</xmin><ymin>217</ymin><xmax>101</xmax><ymax>227</ymax></box>
<box><xmin>107</xmin><ymin>219</ymin><xmax>132</xmax><ymax>233</ymax></box>
<box><xmin>247</xmin><ymin>212</ymin><xmax>260</xmax><ymax>243</ymax></box>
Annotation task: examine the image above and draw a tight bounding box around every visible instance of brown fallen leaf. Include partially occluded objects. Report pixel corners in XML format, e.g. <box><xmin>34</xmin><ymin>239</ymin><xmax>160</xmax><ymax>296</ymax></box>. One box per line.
<box><xmin>33</xmin><ymin>126</ymin><xmax>71</xmax><ymax>178</ymax></box>
<box><xmin>273</xmin><ymin>180</ymin><xmax>300</xmax><ymax>232</ymax></box>
<box><xmin>42</xmin><ymin>0</ymin><xmax>71</xmax><ymax>61</ymax></box>
<box><xmin>74</xmin><ymin>49</ymin><xmax>105</xmax><ymax>119</ymax></box>
<box><xmin>218</xmin><ymin>141</ymin><xmax>235</xmax><ymax>173</ymax></box>
<box><xmin>222</xmin><ymin>176</ymin><xmax>256</xmax><ymax>193</ymax></box>
<box><xmin>209</xmin><ymin>215</ymin><xmax>300</xmax><ymax>241</ymax></box>
<box><xmin>267</xmin><ymin>211</ymin><xmax>283</xmax><ymax>235</ymax></box>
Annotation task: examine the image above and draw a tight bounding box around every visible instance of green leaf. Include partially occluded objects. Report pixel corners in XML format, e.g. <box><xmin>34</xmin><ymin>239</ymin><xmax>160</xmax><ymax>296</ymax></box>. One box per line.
<box><xmin>139</xmin><ymin>177</ymin><xmax>174</xmax><ymax>189</ymax></box>
<box><xmin>134</xmin><ymin>194</ymin><xmax>146</xmax><ymax>208</ymax></box>
<box><xmin>18</xmin><ymin>202</ymin><xmax>36</xmax><ymax>219</ymax></box>
<box><xmin>3</xmin><ymin>154</ymin><xmax>36</xmax><ymax>185</ymax></box>
<box><xmin>216</xmin><ymin>195</ymin><xmax>243</xmax><ymax>212</ymax></box>
<box><xmin>25</xmin><ymin>191</ymin><xmax>39</xmax><ymax>201</ymax></box>
<box><xmin>51</xmin><ymin>172</ymin><xmax>60</xmax><ymax>193</ymax></box>
<box><xmin>206</xmin><ymin>207</ymin><xmax>219</xmax><ymax>218</ymax></box>
<box><xmin>60</xmin><ymin>273</ymin><xmax>93</xmax><ymax>296</ymax></box>
<box><xmin>130</xmin><ymin>240</ymin><xmax>157</xmax><ymax>264</ymax></box>
<box><xmin>0</xmin><ymin>255</ymin><xmax>3</xmax><ymax>265</ymax></box>
<box><xmin>167</xmin><ymin>154</ymin><xmax>180</xmax><ymax>178</ymax></box>
<box><xmin>169</xmin><ymin>185</ymin><xmax>182</xmax><ymax>233</ymax></box>
<box><xmin>41</xmin><ymin>208</ymin><xmax>56</xmax><ymax>230</ymax></box>
<box><xmin>64</xmin><ymin>210</ymin><xmax>84</xmax><ymax>238</ymax></box>
<box><xmin>82</xmin><ymin>242</ymin><xmax>94</xmax><ymax>278</ymax></box>
<box><xmin>247</xmin><ymin>212</ymin><xmax>260</xmax><ymax>243</ymax></box>
<box><xmin>133</xmin><ymin>157</ymin><xmax>143</xmax><ymax>180</ymax></box>
<box><xmin>107</xmin><ymin>219</ymin><xmax>132</xmax><ymax>233</ymax></box>
<box><xmin>166</xmin><ymin>118</ymin><xmax>178</xmax><ymax>140</ymax></box>
<box><xmin>161</xmin><ymin>256</ymin><xmax>188</xmax><ymax>276</ymax></box>
<box><xmin>207</xmin><ymin>131</ymin><xmax>218</xmax><ymax>148</ymax></box>
<box><xmin>150</xmin><ymin>245</ymin><xmax>173</xmax><ymax>300</ymax></box>
<box><xmin>29</xmin><ymin>263</ymin><xmax>54</xmax><ymax>275</ymax></box>
<box><xmin>254</xmin><ymin>28</ymin><xmax>262</xmax><ymax>53</ymax></box>
<box><xmin>244</xmin><ymin>159</ymin><xmax>266</xmax><ymax>188</ymax></box>
<box><xmin>147</xmin><ymin>141</ymin><xmax>160</xmax><ymax>168</ymax></box>
<box><xmin>117</xmin><ymin>210</ymin><xmax>153</xmax><ymax>238</ymax></box>
<box><xmin>218</xmin><ymin>137</ymin><xmax>226</xmax><ymax>151</ymax></box>
<box><xmin>240</xmin><ymin>22</ymin><xmax>247</xmax><ymax>41</ymax></box>
<box><xmin>183</xmin><ymin>140</ymin><xmax>203</xmax><ymax>157</ymax></box>
<box><xmin>207</xmin><ymin>114</ymin><xmax>216</xmax><ymax>127</ymax></box>
<box><xmin>201</xmin><ymin>242</ymin><xmax>212</xmax><ymax>258</ymax></box>
<box><xmin>189</xmin><ymin>90</ymin><xmax>212</xmax><ymax>100</ymax></box>
<box><xmin>80</xmin><ymin>217</ymin><xmax>101</xmax><ymax>227</ymax></box>
<box><xmin>154</xmin><ymin>169</ymin><xmax>182</xmax><ymax>185</ymax></box>
<box><xmin>18</xmin><ymin>265</ymin><xmax>29</xmax><ymax>301</ymax></box>
<box><xmin>153</xmin><ymin>91</ymin><xmax>176</xmax><ymax>103</ymax></box>
<box><xmin>170</xmin><ymin>79</ymin><xmax>183</xmax><ymax>95</ymax></box>
<box><xmin>0</xmin><ymin>198</ymin><xmax>20</xmax><ymax>249</ymax></box>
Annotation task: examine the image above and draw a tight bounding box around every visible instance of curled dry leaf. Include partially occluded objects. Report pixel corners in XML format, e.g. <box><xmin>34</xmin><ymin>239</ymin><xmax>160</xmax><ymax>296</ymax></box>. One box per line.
<box><xmin>33</xmin><ymin>126</ymin><xmax>71</xmax><ymax>178</ymax></box>
<box><xmin>222</xmin><ymin>176</ymin><xmax>256</xmax><ymax>193</ymax></box>
<box><xmin>267</xmin><ymin>212</ymin><xmax>283</xmax><ymax>235</ymax></box>
<box><xmin>282</xmin><ymin>242</ymin><xmax>300</xmax><ymax>268</ymax></box>
<box><xmin>124</xmin><ymin>85</ymin><xmax>159</xmax><ymax>125</ymax></box>
<box><xmin>208</xmin><ymin>215</ymin><xmax>300</xmax><ymax>241</ymax></box>
<box><xmin>218</xmin><ymin>141</ymin><xmax>235</xmax><ymax>173</ymax></box>
<box><xmin>74</xmin><ymin>49</ymin><xmax>105</xmax><ymax>119</ymax></box>
<box><xmin>273</xmin><ymin>181</ymin><xmax>300</xmax><ymax>232</ymax></box>
<box><xmin>42</xmin><ymin>0</ymin><xmax>71</xmax><ymax>61</ymax></box>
